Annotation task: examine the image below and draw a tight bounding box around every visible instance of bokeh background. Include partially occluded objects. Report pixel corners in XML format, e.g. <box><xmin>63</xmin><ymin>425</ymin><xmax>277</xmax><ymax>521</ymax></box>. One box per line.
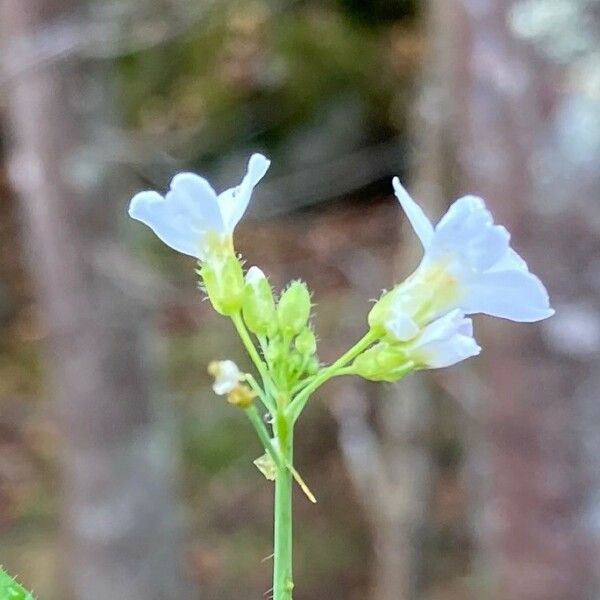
<box><xmin>0</xmin><ymin>1</ymin><xmax>599</xmax><ymax>599</ymax></box>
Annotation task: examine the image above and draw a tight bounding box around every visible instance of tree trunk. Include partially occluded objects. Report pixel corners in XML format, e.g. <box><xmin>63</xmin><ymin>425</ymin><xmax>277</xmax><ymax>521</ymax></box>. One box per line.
<box><xmin>331</xmin><ymin>376</ymin><xmax>433</xmax><ymax>600</ymax></box>
<box><xmin>0</xmin><ymin>2</ymin><xmax>191</xmax><ymax>599</ymax></box>
<box><xmin>429</xmin><ymin>0</ymin><xmax>600</xmax><ymax>598</ymax></box>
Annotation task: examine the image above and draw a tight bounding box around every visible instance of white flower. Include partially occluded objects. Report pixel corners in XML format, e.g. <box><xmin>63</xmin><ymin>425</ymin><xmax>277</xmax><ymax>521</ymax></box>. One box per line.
<box><xmin>387</xmin><ymin>178</ymin><xmax>554</xmax><ymax>331</ymax></box>
<box><xmin>128</xmin><ymin>153</ymin><xmax>270</xmax><ymax>259</ymax></box>
<box><xmin>208</xmin><ymin>360</ymin><xmax>242</xmax><ymax>395</ymax></box>
<box><xmin>406</xmin><ymin>309</ymin><xmax>481</xmax><ymax>369</ymax></box>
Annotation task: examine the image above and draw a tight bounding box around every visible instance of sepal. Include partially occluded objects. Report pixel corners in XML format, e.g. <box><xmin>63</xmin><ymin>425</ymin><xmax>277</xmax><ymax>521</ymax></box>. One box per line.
<box><xmin>199</xmin><ymin>254</ymin><xmax>245</xmax><ymax>316</ymax></box>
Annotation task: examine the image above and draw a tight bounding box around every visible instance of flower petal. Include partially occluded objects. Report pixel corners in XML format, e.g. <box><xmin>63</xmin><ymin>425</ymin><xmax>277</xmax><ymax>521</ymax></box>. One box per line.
<box><xmin>392</xmin><ymin>177</ymin><xmax>434</xmax><ymax>248</ymax></box>
<box><xmin>168</xmin><ymin>173</ymin><xmax>223</xmax><ymax>231</ymax></box>
<box><xmin>489</xmin><ymin>246</ymin><xmax>529</xmax><ymax>272</ymax></box>
<box><xmin>211</xmin><ymin>360</ymin><xmax>241</xmax><ymax>395</ymax></box>
<box><xmin>415</xmin><ymin>309</ymin><xmax>465</xmax><ymax>345</ymax></box>
<box><xmin>410</xmin><ymin>310</ymin><xmax>481</xmax><ymax>368</ymax></box>
<box><xmin>128</xmin><ymin>173</ymin><xmax>222</xmax><ymax>258</ymax></box>
<box><xmin>437</xmin><ymin>195</ymin><xmax>492</xmax><ymax>230</ymax></box>
<box><xmin>432</xmin><ymin>196</ymin><xmax>510</xmax><ymax>270</ymax></box>
<box><xmin>385</xmin><ymin>310</ymin><xmax>420</xmax><ymax>341</ymax></box>
<box><xmin>245</xmin><ymin>266</ymin><xmax>267</xmax><ymax>285</ymax></box>
<box><xmin>425</xmin><ymin>334</ymin><xmax>481</xmax><ymax>368</ymax></box>
<box><xmin>129</xmin><ymin>190</ymin><xmax>206</xmax><ymax>258</ymax></box>
<box><xmin>218</xmin><ymin>153</ymin><xmax>271</xmax><ymax>232</ymax></box>
<box><xmin>463</xmin><ymin>269</ymin><xmax>555</xmax><ymax>322</ymax></box>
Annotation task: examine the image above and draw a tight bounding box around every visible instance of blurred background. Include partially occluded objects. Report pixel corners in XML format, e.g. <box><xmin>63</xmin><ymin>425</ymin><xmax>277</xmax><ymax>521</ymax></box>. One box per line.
<box><xmin>0</xmin><ymin>0</ymin><xmax>598</xmax><ymax>599</ymax></box>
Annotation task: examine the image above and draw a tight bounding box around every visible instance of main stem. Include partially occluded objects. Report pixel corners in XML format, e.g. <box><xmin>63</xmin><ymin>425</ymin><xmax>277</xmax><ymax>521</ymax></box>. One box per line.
<box><xmin>273</xmin><ymin>412</ymin><xmax>294</xmax><ymax>600</ymax></box>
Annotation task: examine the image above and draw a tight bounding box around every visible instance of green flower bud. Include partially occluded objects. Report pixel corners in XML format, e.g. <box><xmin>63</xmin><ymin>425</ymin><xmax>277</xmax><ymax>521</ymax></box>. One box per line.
<box><xmin>242</xmin><ymin>266</ymin><xmax>276</xmax><ymax>335</ymax></box>
<box><xmin>305</xmin><ymin>357</ymin><xmax>320</xmax><ymax>375</ymax></box>
<box><xmin>277</xmin><ymin>281</ymin><xmax>311</xmax><ymax>338</ymax></box>
<box><xmin>294</xmin><ymin>328</ymin><xmax>317</xmax><ymax>357</ymax></box>
<box><xmin>265</xmin><ymin>340</ymin><xmax>281</xmax><ymax>365</ymax></box>
<box><xmin>200</xmin><ymin>254</ymin><xmax>245</xmax><ymax>316</ymax></box>
<box><xmin>288</xmin><ymin>351</ymin><xmax>304</xmax><ymax>374</ymax></box>
<box><xmin>353</xmin><ymin>343</ymin><xmax>414</xmax><ymax>382</ymax></box>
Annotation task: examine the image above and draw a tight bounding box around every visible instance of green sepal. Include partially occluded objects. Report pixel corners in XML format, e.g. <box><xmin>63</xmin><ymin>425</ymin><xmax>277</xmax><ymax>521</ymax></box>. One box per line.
<box><xmin>199</xmin><ymin>255</ymin><xmax>245</xmax><ymax>316</ymax></box>
<box><xmin>353</xmin><ymin>342</ymin><xmax>415</xmax><ymax>382</ymax></box>
<box><xmin>0</xmin><ymin>566</ymin><xmax>36</xmax><ymax>600</ymax></box>
<box><xmin>367</xmin><ymin>288</ymin><xmax>396</xmax><ymax>335</ymax></box>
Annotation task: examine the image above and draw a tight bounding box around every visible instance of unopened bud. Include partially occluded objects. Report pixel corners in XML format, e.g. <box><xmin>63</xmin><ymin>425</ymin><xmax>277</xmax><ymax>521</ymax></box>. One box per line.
<box><xmin>353</xmin><ymin>343</ymin><xmax>414</xmax><ymax>382</ymax></box>
<box><xmin>277</xmin><ymin>281</ymin><xmax>311</xmax><ymax>338</ymax></box>
<box><xmin>227</xmin><ymin>384</ymin><xmax>256</xmax><ymax>409</ymax></box>
<box><xmin>295</xmin><ymin>328</ymin><xmax>317</xmax><ymax>357</ymax></box>
<box><xmin>288</xmin><ymin>351</ymin><xmax>304</xmax><ymax>374</ymax></box>
<box><xmin>242</xmin><ymin>266</ymin><xmax>276</xmax><ymax>335</ymax></box>
<box><xmin>265</xmin><ymin>340</ymin><xmax>282</xmax><ymax>365</ymax></box>
<box><xmin>208</xmin><ymin>360</ymin><xmax>242</xmax><ymax>394</ymax></box>
<box><xmin>305</xmin><ymin>357</ymin><xmax>319</xmax><ymax>375</ymax></box>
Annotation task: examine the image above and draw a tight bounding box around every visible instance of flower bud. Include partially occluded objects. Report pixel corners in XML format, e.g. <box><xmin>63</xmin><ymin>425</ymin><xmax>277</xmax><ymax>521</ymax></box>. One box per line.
<box><xmin>288</xmin><ymin>351</ymin><xmax>304</xmax><ymax>374</ymax></box>
<box><xmin>227</xmin><ymin>384</ymin><xmax>256</xmax><ymax>409</ymax></box>
<box><xmin>200</xmin><ymin>255</ymin><xmax>245</xmax><ymax>316</ymax></box>
<box><xmin>353</xmin><ymin>343</ymin><xmax>414</xmax><ymax>382</ymax></box>
<box><xmin>305</xmin><ymin>357</ymin><xmax>320</xmax><ymax>375</ymax></box>
<box><xmin>277</xmin><ymin>281</ymin><xmax>311</xmax><ymax>338</ymax></box>
<box><xmin>294</xmin><ymin>328</ymin><xmax>317</xmax><ymax>357</ymax></box>
<box><xmin>242</xmin><ymin>266</ymin><xmax>276</xmax><ymax>335</ymax></box>
<box><xmin>208</xmin><ymin>360</ymin><xmax>242</xmax><ymax>394</ymax></box>
<box><xmin>265</xmin><ymin>340</ymin><xmax>282</xmax><ymax>365</ymax></box>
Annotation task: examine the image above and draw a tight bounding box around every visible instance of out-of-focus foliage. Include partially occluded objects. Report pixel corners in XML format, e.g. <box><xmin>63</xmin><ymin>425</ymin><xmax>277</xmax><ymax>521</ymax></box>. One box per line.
<box><xmin>1</xmin><ymin>2</ymin><xmax>419</xmax><ymax>599</ymax></box>
<box><xmin>338</xmin><ymin>0</ymin><xmax>418</xmax><ymax>25</ymax></box>
<box><xmin>117</xmin><ymin>0</ymin><xmax>418</xmax><ymax>168</ymax></box>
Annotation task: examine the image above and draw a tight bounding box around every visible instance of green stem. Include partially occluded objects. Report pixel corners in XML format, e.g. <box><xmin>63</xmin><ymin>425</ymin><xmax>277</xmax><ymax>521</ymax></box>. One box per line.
<box><xmin>231</xmin><ymin>312</ymin><xmax>277</xmax><ymax>397</ymax></box>
<box><xmin>245</xmin><ymin>404</ymin><xmax>282</xmax><ymax>468</ymax></box>
<box><xmin>273</xmin><ymin>414</ymin><xmax>294</xmax><ymax>600</ymax></box>
<box><xmin>248</xmin><ymin>402</ymin><xmax>316</xmax><ymax>503</ymax></box>
<box><xmin>287</xmin><ymin>330</ymin><xmax>377</xmax><ymax>422</ymax></box>
<box><xmin>245</xmin><ymin>373</ymin><xmax>276</xmax><ymax>413</ymax></box>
